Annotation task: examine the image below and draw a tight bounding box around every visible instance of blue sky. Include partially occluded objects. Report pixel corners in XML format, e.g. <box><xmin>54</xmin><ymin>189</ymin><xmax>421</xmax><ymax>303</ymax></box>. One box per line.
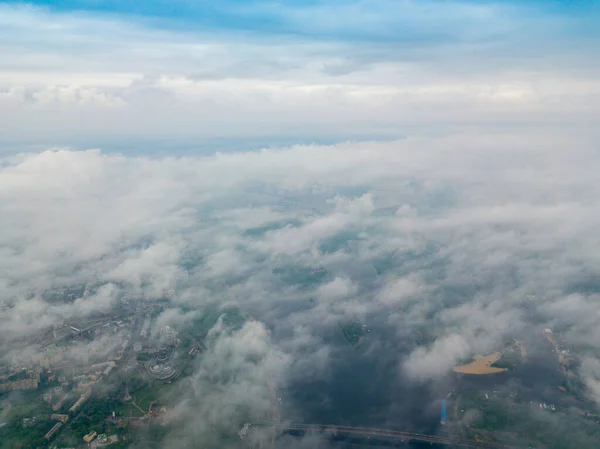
<box><xmin>5</xmin><ymin>0</ymin><xmax>599</xmax><ymax>41</ymax></box>
<box><xmin>0</xmin><ymin>0</ymin><xmax>599</xmax><ymax>150</ymax></box>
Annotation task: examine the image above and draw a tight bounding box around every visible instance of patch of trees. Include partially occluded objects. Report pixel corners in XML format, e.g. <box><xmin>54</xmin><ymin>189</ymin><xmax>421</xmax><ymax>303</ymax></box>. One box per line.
<box><xmin>0</xmin><ymin>415</ymin><xmax>53</xmax><ymax>449</ymax></box>
<box><xmin>69</xmin><ymin>397</ymin><xmax>121</xmax><ymax>437</ymax></box>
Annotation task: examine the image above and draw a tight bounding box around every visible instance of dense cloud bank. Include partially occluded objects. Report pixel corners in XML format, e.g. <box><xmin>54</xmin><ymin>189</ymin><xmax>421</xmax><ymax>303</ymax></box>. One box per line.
<box><xmin>2</xmin><ymin>131</ymin><xmax>600</xmax><ymax>444</ymax></box>
<box><xmin>1</xmin><ymin>3</ymin><xmax>600</xmax><ymax>144</ymax></box>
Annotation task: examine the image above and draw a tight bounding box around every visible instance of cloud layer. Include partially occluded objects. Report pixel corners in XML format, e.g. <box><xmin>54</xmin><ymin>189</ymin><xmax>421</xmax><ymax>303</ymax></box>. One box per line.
<box><xmin>2</xmin><ymin>2</ymin><xmax>600</xmax><ymax>444</ymax></box>
<box><xmin>1</xmin><ymin>2</ymin><xmax>599</xmax><ymax>145</ymax></box>
<box><xmin>2</xmin><ymin>130</ymin><xmax>600</xmax><ymax>391</ymax></box>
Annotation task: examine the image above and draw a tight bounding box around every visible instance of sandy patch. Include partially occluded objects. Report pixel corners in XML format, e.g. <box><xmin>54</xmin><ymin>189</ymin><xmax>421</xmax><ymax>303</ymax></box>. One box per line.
<box><xmin>453</xmin><ymin>352</ymin><xmax>508</xmax><ymax>375</ymax></box>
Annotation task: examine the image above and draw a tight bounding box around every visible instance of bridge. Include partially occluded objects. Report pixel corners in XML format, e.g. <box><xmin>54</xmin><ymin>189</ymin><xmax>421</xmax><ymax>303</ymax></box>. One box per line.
<box><xmin>245</xmin><ymin>423</ymin><xmax>520</xmax><ymax>449</ymax></box>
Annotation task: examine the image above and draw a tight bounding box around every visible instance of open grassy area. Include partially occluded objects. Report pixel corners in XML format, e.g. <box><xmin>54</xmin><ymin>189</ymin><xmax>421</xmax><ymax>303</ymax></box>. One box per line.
<box><xmin>116</xmin><ymin>382</ymin><xmax>180</xmax><ymax>418</ymax></box>
<box><xmin>115</xmin><ymin>401</ymin><xmax>145</xmax><ymax>418</ymax></box>
<box><xmin>136</xmin><ymin>384</ymin><xmax>175</xmax><ymax>410</ymax></box>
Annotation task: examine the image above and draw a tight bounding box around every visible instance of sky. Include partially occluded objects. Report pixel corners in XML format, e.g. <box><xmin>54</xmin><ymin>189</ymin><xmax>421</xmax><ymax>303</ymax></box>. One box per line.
<box><xmin>2</xmin><ymin>2</ymin><xmax>600</xmax><ymax>448</ymax></box>
<box><xmin>0</xmin><ymin>0</ymin><xmax>599</xmax><ymax>149</ymax></box>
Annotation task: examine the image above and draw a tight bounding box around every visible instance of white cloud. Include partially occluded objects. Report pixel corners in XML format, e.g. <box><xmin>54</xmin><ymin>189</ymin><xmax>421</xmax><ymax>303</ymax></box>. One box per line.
<box><xmin>162</xmin><ymin>319</ymin><xmax>291</xmax><ymax>448</ymax></box>
<box><xmin>254</xmin><ymin>194</ymin><xmax>374</xmax><ymax>255</ymax></box>
<box><xmin>3</xmin><ymin>2</ymin><xmax>600</xmax><ymax>444</ymax></box>
<box><xmin>581</xmin><ymin>358</ymin><xmax>600</xmax><ymax>407</ymax></box>
<box><xmin>318</xmin><ymin>277</ymin><xmax>357</xmax><ymax>301</ymax></box>
<box><xmin>30</xmin><ymin>85</ymin><xmax>126</xmax><ymax>107</ymax></box>
<box><xmin>403</xmin><ymin>334</ymin><xmax>471</xmax><ymax>381</ymax></box>
<box><xmin>377</xmin><ymin>277</ymin><xmax>423</xmax><ymax>306</ymax></box>
<box><xmin>2</xmin><ymin>128</ymin><xmax>600</xmax><ymax>411</ymax></box>
<box><xmin>0</xmin><ymin>5</ymin><xmax>599</xmax><ymax>141</ymax></box>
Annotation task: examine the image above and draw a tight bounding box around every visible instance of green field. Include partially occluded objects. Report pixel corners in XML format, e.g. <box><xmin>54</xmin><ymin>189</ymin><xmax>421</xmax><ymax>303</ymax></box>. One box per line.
<box><xmin>116</xmin><ymin>382</ymin><xmax>180</xmax><ymax>418</ymax></box>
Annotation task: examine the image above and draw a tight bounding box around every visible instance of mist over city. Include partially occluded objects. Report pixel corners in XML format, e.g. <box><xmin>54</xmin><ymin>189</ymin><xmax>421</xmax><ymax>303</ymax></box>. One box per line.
<box><xmin>1</xmin><ymin>1</ymin><xmax>600</xmax><ymax>448</ymax></box>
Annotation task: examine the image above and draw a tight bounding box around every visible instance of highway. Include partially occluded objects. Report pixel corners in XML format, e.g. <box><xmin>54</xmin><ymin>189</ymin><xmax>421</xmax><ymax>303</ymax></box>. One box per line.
<box><xmin>250</xmin><ymin>423</ymin><xmax>519</xmax><ymax>449</ymax></box>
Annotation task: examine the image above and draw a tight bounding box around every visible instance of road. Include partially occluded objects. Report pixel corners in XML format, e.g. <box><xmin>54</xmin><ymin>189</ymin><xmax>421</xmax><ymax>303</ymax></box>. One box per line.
<box><xmin>251</xmin><ymin>423</ymin><xmax>520</xmax><ymax>449</ymax></box>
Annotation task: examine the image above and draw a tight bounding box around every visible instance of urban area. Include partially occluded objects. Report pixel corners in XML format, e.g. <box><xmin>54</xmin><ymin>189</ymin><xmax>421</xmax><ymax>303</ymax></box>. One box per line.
<box><xmin>0</xmin><ymin>293</ymin><xmax>213</xmax><ymax>448</ymax></box>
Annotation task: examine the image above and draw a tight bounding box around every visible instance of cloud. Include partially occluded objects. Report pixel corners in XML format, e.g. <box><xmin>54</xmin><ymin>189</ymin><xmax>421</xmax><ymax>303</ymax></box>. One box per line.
<box><xmin>29</xmin><ymin>85</ymin><xmax>126</xmax><ymax>107</ymax></box>
<box><xmin>254</xmin><ymin>194</ymin><xmax>374</xmax><ymax>255</ymax></box>
<box><xmin>160</xmin><ymin>319</ymin><xmax>291</xmax><ymax>448</ymax></box>
<box><xmin>0</xmin><ymin>3</ymin><xmax>599</xmax><ymax>143</ymax></box>
<box><xmin>377</xmin><ymin>276</ymin><xmax>423</xmax><ymax>306</ymax></box>
<box><xmin>2</xmin><ymin>128</ymin><xmax>600</xmax><ymax>444</ymax></box>
<box><xmin>580</xmin><ymin>357</ymin><xmax>600</xmax><ymax>407</ymax></box>
<box><xmin>403</xmin><ymin>334</ymin><xmax>471</xmax><ymax>381</ymax></box>
<box><xmin>318</xmin><ymin>277</ymin><xmax>357</xmax><ymax>301</ymax></box>
<box><xmin>1</xmin><ymin>131</ymin><xmax>599</xmax><ymax>337</ymax></box>
<box><xmin>2</xmin><ymin>2</ymin><xmax>600</xmax><ymax>446</ymax></box>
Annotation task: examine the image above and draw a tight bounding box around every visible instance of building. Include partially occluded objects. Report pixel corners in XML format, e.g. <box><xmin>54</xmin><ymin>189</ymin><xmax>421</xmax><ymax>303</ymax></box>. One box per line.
<box><xmin>53</xmin><ymin>393</ymin><xmax>70</xmax><ymax>411</ymax></box>
<box><xmin>149</xmin><ymin>363</ymin><xmax>177</xmax><ymax>381</ymax></box>
<box><xmin>140</xmin><ymin>317</ymin><xmax>151</xmax><ymax>339</ymax></box>
<box><xmin>88</xmin><ymin>361</ymin><xmax>116</xmax><ymax>377</ymax></box>
<box><xmin>51</xmin><ymin>414</ymin><xmax>69</xmax><ymax>424</ymax></box>
<box><xmin>91</xmin><ymin>435</ymin><xmax>118</xmax><ymax>448</ymax></box>
<box><xmin>83</xmin><ymin>431</ymin><xmax>97</xmax><ymax>443</ymax></box>
<box><xmin>45</xmin><ymin>422</ymin><xmax>62</xmax><ymax>440</ymax></box>
<box><xmin>159</xmin><ymin>325</ymin><xmax>178</xmax><ymax>346</ymax></box>
<box><xmin>75</xmin><ymin>380</ymin><xmax>96</xmax><ymax>392</ymax></box>
<box><xmin>0</xmin><ymin>373</ymin><xmax>40</xmax><ymax>392</ymax></box>
<box><xmin>69</xmin><ymin>388</ymin><xmax>92</xmax><ymax>413</ymax></box>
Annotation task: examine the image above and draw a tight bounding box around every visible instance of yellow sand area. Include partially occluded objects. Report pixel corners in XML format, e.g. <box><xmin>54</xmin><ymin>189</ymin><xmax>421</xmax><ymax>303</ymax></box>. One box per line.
<box><xmin>453</xmin><ymin>352</ymin><xmax>508</xmax><ymax>375</ymax></box>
